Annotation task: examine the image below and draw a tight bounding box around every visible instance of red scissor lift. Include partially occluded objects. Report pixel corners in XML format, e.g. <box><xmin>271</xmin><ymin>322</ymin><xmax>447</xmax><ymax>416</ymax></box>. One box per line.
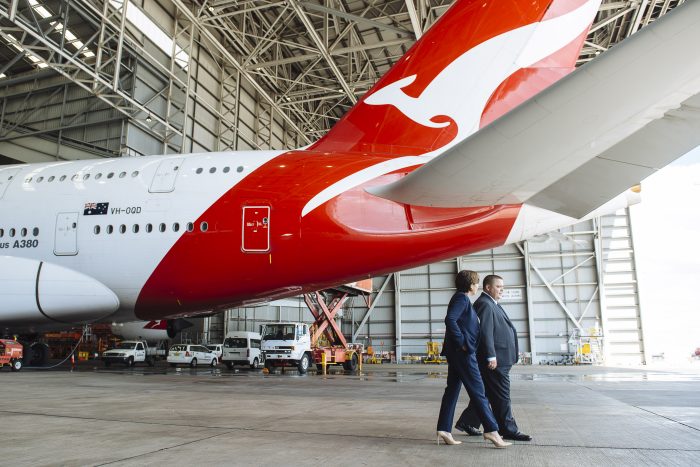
<box><xmin>304</xmin><ymin>280</ymin><xmax>370</xmax><ymax>373</ymax></box>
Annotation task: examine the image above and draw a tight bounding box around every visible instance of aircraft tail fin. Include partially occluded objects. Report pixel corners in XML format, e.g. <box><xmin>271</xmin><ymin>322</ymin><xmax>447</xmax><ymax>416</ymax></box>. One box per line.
<box><xmin>310</xmin><ymin>0</ymin><xmax>600</xmax><ymax>157</ymax></box>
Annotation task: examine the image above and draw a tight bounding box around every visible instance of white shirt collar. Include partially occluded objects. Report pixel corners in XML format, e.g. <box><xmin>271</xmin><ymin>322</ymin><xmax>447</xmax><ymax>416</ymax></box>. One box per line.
<box><xmin>481</xmin><ymin>292</ymin><xmax>498</xmax><ymax>305</ymax></box>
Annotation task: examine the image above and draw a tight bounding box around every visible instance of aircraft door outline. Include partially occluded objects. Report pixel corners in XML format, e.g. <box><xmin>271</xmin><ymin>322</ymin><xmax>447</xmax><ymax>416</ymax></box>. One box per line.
<box><xmin>149</xmin><ymin>158</ymin><xmax>184</xmax><ymax>193</ymax></box>
<box><xmin>54</xmin><ymin>212</ymin><xmax>79</xmax><ymax>256</ymax></box>
<box><xmin>242</xmin><ymin>206</ymin><xmax>270</xmax><ymax>252</ymax></box>
<box><xmin>0</xmin><ymin>168</ymin><xmax>21</xmax><ymax>200</ymax></box>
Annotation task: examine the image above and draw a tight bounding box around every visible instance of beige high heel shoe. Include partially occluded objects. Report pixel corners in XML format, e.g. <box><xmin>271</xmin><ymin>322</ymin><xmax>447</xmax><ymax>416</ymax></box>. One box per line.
<box><xmin>483</xmin><ymin>431</ymin><xmax>511</xmax><ymax>448</ymax></box>
<box><xmin>436</xmin><ymin>431</ymin><xmax>462</xmax><ymax>445</ymax></box>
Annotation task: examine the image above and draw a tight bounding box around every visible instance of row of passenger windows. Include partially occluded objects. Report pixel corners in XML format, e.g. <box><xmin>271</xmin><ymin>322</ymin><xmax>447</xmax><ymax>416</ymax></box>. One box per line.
<box><xmin>0</xmin><ymin>227</ymin><xmax>40</xmax><ymax>238</ymax></box>
<box><xmin>93</xmin><ymin>221</ymin><xmax>209</xmax><ymax>235</ymax></box>
<box><xmin>17</xmin><ymin>165</ymin><xmax>246</xmax><ymax>184</ymax></box>
<box><xmin>25</xmin><ymin>171</ymin><xmax>140</xmax><ymax>184</ymax></box>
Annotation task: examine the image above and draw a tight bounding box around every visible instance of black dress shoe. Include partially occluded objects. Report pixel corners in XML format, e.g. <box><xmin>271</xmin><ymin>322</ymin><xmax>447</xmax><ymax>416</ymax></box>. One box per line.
<box><xmin>501</xmin><ymin>432</ymin><xmax>532</xmax><ymax>441</ymax></box>
<box><xmin>454</xmin><ymin>422</ymin><xmax>483</xmax><ymax>436</ymax></box>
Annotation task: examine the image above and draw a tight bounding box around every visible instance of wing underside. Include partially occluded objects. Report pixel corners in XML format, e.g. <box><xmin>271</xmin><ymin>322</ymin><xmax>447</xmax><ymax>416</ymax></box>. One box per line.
<box><xmin>367</xmin><ymin>1</ymin><xmax>700</xmax><ymax>219</ymax></box>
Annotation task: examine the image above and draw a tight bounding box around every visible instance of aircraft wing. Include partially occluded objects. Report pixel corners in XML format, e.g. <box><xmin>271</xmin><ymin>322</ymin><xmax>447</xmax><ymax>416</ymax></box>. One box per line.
<box><xmin>367</xmin><ymin>0</ymin><xmax>700</xmax><ymax>219</ymax></box>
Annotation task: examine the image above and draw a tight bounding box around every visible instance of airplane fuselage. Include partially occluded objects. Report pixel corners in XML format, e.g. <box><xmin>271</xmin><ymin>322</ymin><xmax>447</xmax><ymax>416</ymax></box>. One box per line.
<box><xmin>0</xmin><ymin>150</ymin><xmax>523</xmax><ymax>327</ymax></box>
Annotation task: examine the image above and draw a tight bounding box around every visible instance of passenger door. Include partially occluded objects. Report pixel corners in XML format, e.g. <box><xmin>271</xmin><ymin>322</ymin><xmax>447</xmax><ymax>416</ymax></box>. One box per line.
<box><xmin>242</xmin><ymin>206</ymin><xmax>270</xmax><ymax>252</ymax></box>
<box><xmin>0</xmin><ymin>167</ymin><xmax>21</xmax><ymax>200</ymax></box>
<box><xmin>54</xmin><ymin>212</ymin><xmax>79</xmax><ymax>256</ymax></box>
<box><xmin>149</xmin><ymin>158</ymin><xmax>184</xmax><ymax>193</ymax></box>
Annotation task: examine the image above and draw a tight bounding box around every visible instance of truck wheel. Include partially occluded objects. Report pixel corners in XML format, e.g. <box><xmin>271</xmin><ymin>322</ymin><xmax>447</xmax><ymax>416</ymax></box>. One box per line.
<box><xmin>343</xmin><ymin>352</ymin><xmax>359</xmax><ymax>372</ymax></box>
<box><xmin>127</xmin><ymin>357</ymin><xmax>134</xmax><ymax>367</ymax></box>
<box><xmin>169</xmin><ymin>363</ymin><xmax>177</xmax><ymax>368</ymax></box>
<box><xmin>250</xmin><ymin>357</ymin><xmax>259</xmax><ymax>369</ymax></box>
<box><xmin>147</xmin><ymin>358</ymin><xmax>154</xmax><ymax>367</ymax></box>
<box><xmin>104</xmin><ymin>361</ymin><xmax>111</xmax><ymax>367</ymax></box>
<box><xmin>225</xmin><ymin>361</ymin><xmax>233</xmax><ymax>370</ymax></box>
<box><xmin>264</xmin><ymin>359</ymin><xmax>274</xmax><ymax>372</ymax></box>
<box><xmin>297</xmin><ymin>353</ymin><xmax>310</xmax><ymax>374</ymax></box>
<box><xmin>190</xmin><ymin>358</ymin><xmax>198</xmax><ymax>368</ymax></box>
<box><xmin>210</xmin><ymin>358</ymin><xmax>217</xmax><ymax>367</ymax></box>
<box><xmin>10</xmin><ymin>359</ymin><xmax>22</xmax><ymax>372</ymax></box>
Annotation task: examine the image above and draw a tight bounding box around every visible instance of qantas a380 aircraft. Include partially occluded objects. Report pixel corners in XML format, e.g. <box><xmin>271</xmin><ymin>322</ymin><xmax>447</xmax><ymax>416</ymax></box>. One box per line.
<box><xmin>2</xmin><ymin>0</ymin><xmax>700</xmax><ymax>337</ymax></box>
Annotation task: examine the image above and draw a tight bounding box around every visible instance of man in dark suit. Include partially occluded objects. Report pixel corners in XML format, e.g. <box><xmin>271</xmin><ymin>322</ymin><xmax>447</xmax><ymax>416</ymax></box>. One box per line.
<box><xmin>454</xmin><ymin>274</ymin><xmax>532</xmax><ymax>442</ymax></box>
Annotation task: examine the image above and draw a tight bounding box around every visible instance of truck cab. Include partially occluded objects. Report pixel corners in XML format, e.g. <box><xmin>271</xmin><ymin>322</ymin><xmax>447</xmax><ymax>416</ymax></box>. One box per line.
<box><xmin>102</xmin><ymin>340</ymin><xmax>154</xmax><ymax>367</ymax></box>
<box><xmin>260</xmin><ymin>323</ymin><xmax>312</xmax><ymax>374</ymax></box>
<box><xmin>0</xmin><ymin>339</ymin><xmax>23</xmax><ymax>371</ymax></box>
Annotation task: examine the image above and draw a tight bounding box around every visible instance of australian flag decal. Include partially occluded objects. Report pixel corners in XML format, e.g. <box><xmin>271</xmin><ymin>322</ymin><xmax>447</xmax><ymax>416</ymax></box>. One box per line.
<box><xmin>84</xmin><ymin>202</ymin><xmax>109</xmax><ymax>216</ymax></box>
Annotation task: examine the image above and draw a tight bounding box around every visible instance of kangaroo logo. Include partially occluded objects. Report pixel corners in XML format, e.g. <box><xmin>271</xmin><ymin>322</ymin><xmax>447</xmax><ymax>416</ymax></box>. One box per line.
<box><xmin>365</xmin><ymin>0</ymin><xmax>601</xmax><ymax>145</ymax></box>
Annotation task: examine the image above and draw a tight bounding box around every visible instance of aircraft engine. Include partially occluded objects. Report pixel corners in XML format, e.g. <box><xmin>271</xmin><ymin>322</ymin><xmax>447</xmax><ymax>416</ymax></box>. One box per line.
<box><xmin>0</xmin><ymin>256</ymin><xmax>119</xmax><ymax>326</ymax></box>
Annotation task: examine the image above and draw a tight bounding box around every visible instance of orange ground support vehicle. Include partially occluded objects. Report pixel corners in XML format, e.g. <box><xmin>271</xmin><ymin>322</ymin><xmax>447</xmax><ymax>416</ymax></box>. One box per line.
<box><xmin>0</xmin><ymin>339</ymin><xmax>23</xmax><ymax>371</ymax></box>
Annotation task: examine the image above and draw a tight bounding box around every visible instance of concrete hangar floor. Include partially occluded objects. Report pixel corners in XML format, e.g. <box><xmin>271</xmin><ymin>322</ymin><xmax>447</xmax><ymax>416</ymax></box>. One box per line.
<box><xmin>1</xmin><ymin>363</ymin><xmax>699</xmax><ymax>466</ymax></box>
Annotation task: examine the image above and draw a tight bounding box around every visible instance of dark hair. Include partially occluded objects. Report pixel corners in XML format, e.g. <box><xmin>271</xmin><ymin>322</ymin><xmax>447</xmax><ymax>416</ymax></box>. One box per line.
<box><xmin>456</xmin><ymin>270</ymin><xmax>480</xmax><ymax>293</ymax></box>
<box><xmin>482</xmin><ymin>274</ymin><xmax>503</xmax><ymax>289</ymax></box>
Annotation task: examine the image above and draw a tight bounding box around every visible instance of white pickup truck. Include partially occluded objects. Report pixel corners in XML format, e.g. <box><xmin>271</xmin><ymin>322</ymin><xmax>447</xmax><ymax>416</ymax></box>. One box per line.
<box><xmin>261</xmin><ymin>323</ymin><xmax>312</xmax><ymax>374</ymax></box>
<box><xmin>102</xmin><ymin>340</ymin><xmax>158</xmax><ymax>367</ymax></box>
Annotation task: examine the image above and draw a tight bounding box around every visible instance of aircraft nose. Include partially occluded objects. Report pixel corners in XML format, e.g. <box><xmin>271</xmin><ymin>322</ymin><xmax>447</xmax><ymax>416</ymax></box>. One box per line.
<box><xmin>38</xmin><ymin>262</ymin><xmax>120</xmax><ymax>322</ymax></box>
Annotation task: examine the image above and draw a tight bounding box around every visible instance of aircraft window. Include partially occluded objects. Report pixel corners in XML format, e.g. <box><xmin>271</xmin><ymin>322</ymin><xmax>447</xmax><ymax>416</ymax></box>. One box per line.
<box><xmin>7</xmin><ymin>175</ymin><xmax>12</xmax><ymax>180</ymax></box>
<box><xmin>186</xmin><ymin>222</ymin><xmax>194</xmax><ymax>232</ymax></box>
<box><xmin>119</xmin><ymin>172</ymin><xmax>126</xmax><ymax>178</ymax></box>
<box><xmin>223</xmin><ymin>166</ymin><xmax>230</xmax><ymax>173</ymax></box>
<box><xmin>59</xmin><ymin>175</ymin><xmax>67</xmax><ymax>181</ymax></box>
<box><xmin>196</xmin><ymin>168</ymin><xmax>203</xmax><ymax>174</ymax></box>
<box><xmin>72</xmin><ymin>174</ymin><xmax>79</xmax><ymax>181</ymax></box>
<box><xmin>200</xmin><ymin>222</ymin><xmax>208</xmax><ymax>232</ymax></box>
<box><xmin>146</xmin><ymin>223</ymin><xmax>153</xmax><ymax>233</ymax></box>
<box><xmin>21</xmin><ymin>228</ymin><xmax>27</xmax><ymax>237</ymax></box>
<box><xmin>95</xmin><ymin>173</ymin><xmax>102</xmax><ymax>180</ymax></box>
<box><xmin>132</xmin><ymin>224</ymin><xmax>139</xmax><ymax>233</ymax></box>
<box><xmin>25</xmin><ymin>177</ymin><xmax>32</xmax><ymax>183</ymax></box>
<box><xmin>173</xmin><ymin>165</ymin><xmax>179</xmax><ymax>171</ymax></box>
<box><xmin>107</xmin><ymin>225</ymin><xmax>113</xmax><ymax>234</ymax></box>
<box><xmin>209</xmin><ymin>167</ymin><xmax>216</xmax><ymax>174</ymax></box>
<box><xmin>9</xmin><ymin>228</ymin><xmax>16</xmax><ymax>237</ymax></box>
<box><xmin>37</xmin><ymin>176</ymin><xmax>44</xmax><ymax>183</ymax></box>
<box><xmin>48</xmin><ymin>176</ymin><xmax>55</xmax><ymax>182</ymax></box>
<box><xmin>132</xmin><ymin>171</ymin><xmax>139</xmax><ymax>177</ymax></box>
<box><xmin>119</xmin><ymin>224</ymin><xmax>126</xmax><ymax>234</ymax></box>
<box><xmin>159</xmin><ymin>223</ymin><xmax>166</xmax><ymax>232</ymax></box>
<box><xmin>172</xmin><ymin>222</ymin><xmax>180</xmax><ymax>232</ymax></box>
<box><xmin>0</xmin><ymin>229</ymin><xmax>3</xmax><ymax>237</ymax></box>
<box><xmin>83</xmin><ymin>174</ymin><xmax>90</xmax><ymax>180</ymax></box>
<box><xmin>107</xmin><ymin>172</ymin><xmax>114</xmax><ymax>179</ymax></box>
<box><xmin>94</xmin><ymin>225</ymin><xmax>100</xmax><ymax>235</ymax></box>
<box><xmin>33</xmin><ymin>227</ymin><xmax>39</xmax><ymax>236</ymax></box>
<box><xmin>237</xmin><ymin>166</ymin><xmax>244</xmax><ymax>173</ymax></box>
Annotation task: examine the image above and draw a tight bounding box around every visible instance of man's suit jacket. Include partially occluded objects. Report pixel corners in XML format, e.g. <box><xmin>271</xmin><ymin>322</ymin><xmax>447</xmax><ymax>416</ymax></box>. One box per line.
<box><xmin>441</xmin><ymin>292</ymin><xmax>480</xmax><ymax>357</ymax></box>
<box><xmin>474</xmin><ymin>293</ymin><xmax>519</xmax><ymax>366</ymax></box>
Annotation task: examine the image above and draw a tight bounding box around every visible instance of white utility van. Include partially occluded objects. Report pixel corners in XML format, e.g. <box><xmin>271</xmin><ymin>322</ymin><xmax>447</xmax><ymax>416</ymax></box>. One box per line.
<box><xmin>222</xmin><ymin>331</ymin><xmax>262</xmax><ymax>369</ymax></box>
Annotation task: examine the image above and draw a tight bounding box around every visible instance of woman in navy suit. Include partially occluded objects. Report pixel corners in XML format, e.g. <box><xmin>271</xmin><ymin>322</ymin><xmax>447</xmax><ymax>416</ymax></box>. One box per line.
<box><xmin>436</xmin><ymin>270</ymin><xmax>510</xmax><ymax>448</ymax></box>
